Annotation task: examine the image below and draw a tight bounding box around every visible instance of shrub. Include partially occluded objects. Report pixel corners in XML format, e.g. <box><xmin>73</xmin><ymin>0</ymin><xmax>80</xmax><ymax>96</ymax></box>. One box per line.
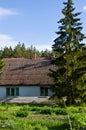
<box><xmin>39</xmin><ymin>107</ymin><xmax>67</xmax><ymax>115</ymax></box>
<box><xmin>33</xmin><ymin>124</ymin><xmax>48</xmax><ymax>130</ymax></box>
<box><xmin>55</xmin><ymin>108</ymin><xmax>67</xmax><ymax>115</ymax></box>
<box><xmin>31</xmin><ymin>107</ymin><xmax>41</xmax><ymax>112</ymax></box>
<box><xmin>21</xmin><ymin>105</ymin><xmax>31</xmax><ymax>111</ymax></box>
<box><xmin>71</xmin><ymin>113</ymin><xmax>86</xmax><ymax>129</ymax></box>
<box><xmin>67</xmin><ymin>107</ymin><xmax>79</xmax><ymax>115</ymax></box>
<box><xmin>79</xmin><ymin>107</ymin><xmax>86</xmax><ymax>113</ymax></box>
<box><xmin>27</xmin><ymin>124</ymin><xmax>33</xmax><ymax>130</ymax></box>
<box><xmin>40</xmin><ymin>107</ymin><xmax>53</xmax><ymax>115</ymax></box>
<box><xmin>16</xmin><ymin>109</ymin><xmax>28</xmax><ymax>117</ymax></box>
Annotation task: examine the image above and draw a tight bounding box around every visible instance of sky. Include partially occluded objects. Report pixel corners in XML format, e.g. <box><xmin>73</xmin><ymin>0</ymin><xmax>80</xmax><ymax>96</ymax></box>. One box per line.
<box><xmin>0</xmin><ymin>0</ymin><xmax>86</xmax><ymax>51</ymax></box>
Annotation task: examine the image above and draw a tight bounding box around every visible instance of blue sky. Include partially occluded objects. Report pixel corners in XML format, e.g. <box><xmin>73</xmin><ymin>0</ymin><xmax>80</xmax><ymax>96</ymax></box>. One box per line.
<box><xmin>0</xmin><ymin>0</ymin><xmax>86</xmax><ymax>51</ymax></box>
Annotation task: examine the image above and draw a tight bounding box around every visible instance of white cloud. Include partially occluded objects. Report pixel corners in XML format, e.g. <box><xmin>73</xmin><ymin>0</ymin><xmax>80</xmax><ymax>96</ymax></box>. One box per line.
<box><xmin>0</xmin><ymin>34</ymin><xmax>13</xmax><ymax>41</ymax></box>
<box><xmin>0</xmin><ymin>34</ymin><xmax>52</xmax><ymax>51</ymax></box>
<box><xmin>0</xmin><ymin>7</ymin><xmax>18</xmax><ymax>16</ymax></box>
<box><xmin>34</xmin><ymin>44</ymin><xmax>52</xmax><ymax>51</ymax></box>
<box><xmin>0</xmin><ymin>34</ymin><xmax>18</xmax><ymax>49</ymax></box>
<box><xmin>83</xmin><ymin>6</ymin><xmax>86</xmax><ymax>11</ymax></box>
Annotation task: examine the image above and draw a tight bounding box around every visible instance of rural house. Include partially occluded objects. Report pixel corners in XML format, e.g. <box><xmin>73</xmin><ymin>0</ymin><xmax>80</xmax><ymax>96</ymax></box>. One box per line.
<box><xmin>0</xmin><ymin>58</ymin><xmax>54</xmax><ymax>99</ymax></box>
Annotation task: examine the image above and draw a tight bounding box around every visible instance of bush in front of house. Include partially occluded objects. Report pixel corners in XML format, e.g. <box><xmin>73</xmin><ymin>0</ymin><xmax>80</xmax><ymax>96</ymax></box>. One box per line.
<box><xmin>15</xmin><ymin>108</ymin><xmax>28</xmax><ymax>117</ymax></box>
<box><xmin>33</xmin><ymin>124</ymin><xmax>48</xmax><ymax>130</ymax></box>
<box><xmin>39</xmin><ymin>106</ymin><xmax>67</xmax><ymax>115</ymax></box>
<box><xmin>54</xmin><ymin>108</ymin><xmax>67</xmax><ymax>115</ymax></box>
<box><xmin>40</xmin><ymin>107</ymin><xmax>53</xmax><ymax>115</ymax></box>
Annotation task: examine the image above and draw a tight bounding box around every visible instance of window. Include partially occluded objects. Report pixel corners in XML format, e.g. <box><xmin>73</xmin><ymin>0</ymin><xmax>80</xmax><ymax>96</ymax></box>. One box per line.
<box><xmin>6</xmin><ymin>87</ymin><xmax>19</xmax><ymax>96</ymax></box>
<box><xmin>45</xmin><ymin>88</ymin><xmax>48</xmax><ymax>96</ymax></box>
<box><xmin>11</xmin><ymin>88</ymin><xmax>14</xmax><ymax>96</ymax></box>
<box><xmin>40</xmin><ymin>87</ymin><xmax>48</xmax><ymax>96</ymax></box>
<box><xmin>16</xmin><ymin>88</ymin><xmax>19</xmax><ymax>96</ymax></box>
<box><xmin>6</xmin><ymin>88</ymin><xmax>10</xmax><ymax>96</ymax></box>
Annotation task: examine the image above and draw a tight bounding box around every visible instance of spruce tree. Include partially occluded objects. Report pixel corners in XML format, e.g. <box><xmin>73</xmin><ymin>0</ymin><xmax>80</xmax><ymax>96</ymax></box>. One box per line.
<box><xmin>49</xmin><ymin>0</ymin><xmax>86</xmax><ymax>105</ymax></box>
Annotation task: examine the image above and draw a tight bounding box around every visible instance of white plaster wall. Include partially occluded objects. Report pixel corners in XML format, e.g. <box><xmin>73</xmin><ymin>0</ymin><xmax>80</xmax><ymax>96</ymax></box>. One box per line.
<box><xmin>0</xmin><ymin>87</ymin><xmax>6</xmax><ymax>99</ymax></box>
<box><xmin>19</xmin><ymin>86</ymin><xmax>40</xmax><ymax>97</ymax></box>
<box><xmin>0</xmin><ymin>86</ymin><xmax>53</xmax><ymax>98</ymax></box>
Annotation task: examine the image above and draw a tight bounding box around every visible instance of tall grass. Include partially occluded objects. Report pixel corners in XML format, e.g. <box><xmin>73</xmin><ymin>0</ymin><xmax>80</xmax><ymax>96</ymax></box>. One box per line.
<box><xmin>0</xmin><ymin>103</ymin><xmax>86</xmax><ymax>130</ymax></box>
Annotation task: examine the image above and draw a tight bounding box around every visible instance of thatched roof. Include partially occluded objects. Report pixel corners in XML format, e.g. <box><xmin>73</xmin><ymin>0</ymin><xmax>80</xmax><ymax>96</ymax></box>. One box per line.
<box><xmin>0</xmin><ymin>58</ymin><xmax>54</xmax><ymax>86</ymax></box>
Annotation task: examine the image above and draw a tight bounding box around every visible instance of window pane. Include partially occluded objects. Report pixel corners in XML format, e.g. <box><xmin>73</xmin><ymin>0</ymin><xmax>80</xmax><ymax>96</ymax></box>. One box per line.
<box><xmin>6</xmin><ymin>88</ymin><xmax>10</xmax><ymax>96</ymax></box>
<box><xmin>45</xmin><ymin>88</ymin><xmax>48</xmax><ymax>96</ymax></box>
<box><xmin>16</xmin><ymin>88</ymin><xmax>19</xmax><ymax>96</ymax></box>
<box><xmin>11</xmin><ymin>88</ymin><xmax>14</xmax><ymax>96</ymax></box>
<box><xmin>40</xmin><ymin>87</ymin><xmax>48</xmax><ymax>96</ymax></box>
<box><xmin>40</xmin><ymin>87</ymin><xmax>45</xmax><ymax>96</ymax></box>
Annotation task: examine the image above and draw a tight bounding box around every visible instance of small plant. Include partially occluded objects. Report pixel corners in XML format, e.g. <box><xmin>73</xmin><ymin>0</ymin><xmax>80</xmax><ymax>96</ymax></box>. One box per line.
<box><xmin>40</xmin><ymin>107</ymin><xmax>53</xmax><ymax>115</ymax></box>
<box><xmin>55</xmin><ymin>108</ymin><xmax>67</xmax><ymax>115</ymax></box>
<box><xmin>33</xmin><ymin>124</ymin><xmax>48</xmax><ymax>130</ymax></box>
<box><xmin>27</xmin><ymin>124</ymin><xmax>33</xmax><ymax>130</ymax></box>
<box><xmin>31</xmin><ymin>107</ymin><xmax>41</xmax><ymax>112</ymax></box>
<box><xmin>5</xmin><ymin>103</ymin><xmax>9</xmax><ymax>111</ymax></box>
<box><xmin>71</xmin><ymin>113</ymin><xmax>86</xmax><ymax>129</ymax></box>
<box><xmin>16</xmin><ymin>109</ymin><xmax>28</xmax><ymax>117</ymax></box>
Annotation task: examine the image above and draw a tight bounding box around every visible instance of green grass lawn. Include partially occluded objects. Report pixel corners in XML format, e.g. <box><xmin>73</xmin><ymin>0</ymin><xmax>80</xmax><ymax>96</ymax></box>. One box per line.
<box><xmin>0</xmin><ymin>103</ymin><xmax>86</xmax><ymax>130</ymax></box>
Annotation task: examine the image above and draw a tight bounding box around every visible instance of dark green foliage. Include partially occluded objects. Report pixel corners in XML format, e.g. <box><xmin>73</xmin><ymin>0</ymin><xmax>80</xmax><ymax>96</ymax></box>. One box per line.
<box><xmin>71</xmin><ymin>114</ymin><xmax>86</xmax><ymax>129</ymax></box>
<box><xmin>31</xmin><ymin>106</ymin><xmax>67</xmax><ymax>115</ymax></box>
<box><xmin>40</xmin><ymin>107</ymin><xmax>53</xmax><ymax>115</ymax></box>
<box><xmin>49</xmin><ymin>0</ymin><xmax>86</xmax><ymax>105</ymax></box>
<box><xmin>0</xmin><ymin>103</ymin><xmax>86</xmax><ymax>129</ymax></box>
<box><xmin>2</xmin><ymin>46</ymin><xmax>13</xmax><ymax>58</ymax></box>
<box><xmin>0</xmin><ymin>42</ymin><xmax>52</xmax><ymax>58</ymax></box>
<box><xmin>13</xmin><ymin>43</ymin><xmax>26</xmax><ymax>58</ymax></box>
<box><xmin>16</xmin><ymin>108</ymin><xmax>28</xmax><ymax>117</ymax></box>
<box><xmin>33</xmin><ymin>124</ymin><xmax>48</xmax><ymax>130</ymax></box>
<box><xmin>13</xmin><ymin>43</ymin><xmax>40</xmax><ymax>58</ymax></box>
<box><xmin>55</xmin><ymin>108</ymin><xmax>67</xmax><ymax>115</ymax></box>
<box><xmin>31</xmin><ymin>107</ymin><xmax>42</xmax><ymax>112</ymax></box>
<box><xmin>41</xmin><ymin>49</ymin><xmax>52</xmax><ymax>58</ymax></box>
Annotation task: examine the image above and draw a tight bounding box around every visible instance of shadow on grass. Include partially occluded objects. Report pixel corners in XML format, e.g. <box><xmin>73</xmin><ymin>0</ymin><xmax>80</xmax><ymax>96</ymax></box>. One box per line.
<box><xmin>48</xmin><ymin>123</ymin><xmax>69</xmax><ymax>130</ymax></box>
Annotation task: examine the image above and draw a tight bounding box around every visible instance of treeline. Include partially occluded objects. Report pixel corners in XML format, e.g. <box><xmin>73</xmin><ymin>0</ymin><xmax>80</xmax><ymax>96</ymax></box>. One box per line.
<box><xmin>0</xmin><ymin>42</ymin><xmax>53</xmax><ymax>58</ymax></box>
